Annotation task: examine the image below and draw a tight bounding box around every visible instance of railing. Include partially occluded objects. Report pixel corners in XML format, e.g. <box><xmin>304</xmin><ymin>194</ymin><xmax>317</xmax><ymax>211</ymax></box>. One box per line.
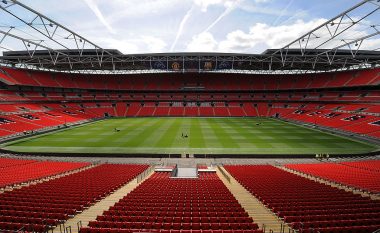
<box><xmin>13</xmin><ymin>223</ymin><xmax>55</xmax><ymax>233</ymax></box>
<box><xmin>65</xmin><ymin>225</ymin><xmax>72</xmax><ymax>233</ymax></box>
<box><xmin>171</xmin><ymin>164</ymin><xmax>178</xmax><ymax>178</ymax></box>
<box><xmin>56</xmin><ymin>222</ymin><xmax>65</xmax><ymax>233</ymax></box>
<box><xmin>77</xmin><ymin>220</ymin><xmax>83</xmax><ymax>233</ymax></box>
<box><xmin>41</xmin><ymin>219</ymin><xmax>53</xmax><ymax>233</ymax></box>
<box><xmin>136</xmin><ymin>165</ymin><xmax>154</xmax><ymax>183</ymax></box>
<box><xmin>217</xmin><ymin>165</ymin><xmax>230</xmax><ymax>183</ymax></box>
<box><xmin>285</xmin><ymin>225</ymin><xmax>298</xmax><ymax>233</ymax></box>
<box><xmin>262</xmin><ymin>221</ymin><xmax>298</xmax><ymax>233</ymax></box>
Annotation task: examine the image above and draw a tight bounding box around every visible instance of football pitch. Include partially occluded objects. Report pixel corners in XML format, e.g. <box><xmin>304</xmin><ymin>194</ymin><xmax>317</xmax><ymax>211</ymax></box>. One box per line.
<box><xmin>2</xmin><ymin>117</ymin><xmax>378</xmax><ymax>155</ymax></box>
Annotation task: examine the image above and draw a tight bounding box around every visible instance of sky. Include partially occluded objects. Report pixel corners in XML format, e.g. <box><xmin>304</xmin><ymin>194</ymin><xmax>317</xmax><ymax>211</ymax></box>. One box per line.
<box><xmin>1</xmin><ymin>0</ymin><xmax>379</xmax><ymax>54</ymax></box>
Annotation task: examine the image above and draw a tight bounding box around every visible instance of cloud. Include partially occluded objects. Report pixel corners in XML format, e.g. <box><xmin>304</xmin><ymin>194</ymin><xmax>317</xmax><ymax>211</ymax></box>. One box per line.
<box><xmin>82</xmin><ymin>0</ymin><xmax>115</xmax><ymax>34</ymax></box>
<box><xmin>106</xmin><ymin>0</ymin><xmax>185</xmax><ymax>22</ymax></box>
<box><xmin>237</xmin><ymin>1</ymin><xmax>298</xmax><ymax>17</ymax></box>
<box><xmin>186</xmin><ymin>19</ymin><xmax>329</xmax><ymax>53</ymax></box>
<box><xmin>170</xmin><ymin>5</ymin><xmax>195</xmax><ymax>52</ymax></box>
<box><xmin>193</xmin><ymin>0</ymin><xmax>230</xmax><ymax>12</ymax></box>
<box><xmin>98</xmin><ymin>36</ymin><xmax>167</xmax><ymax>54</ymax></box>
<box><xmin>11</xmin><ymin>0</ymin><xmax>380</xmax><ymax>55</ymax></box>
<box><xmin>187</xmin><ymin>32</ymin><xmax>218</xmax><ymax>52</ymax></box>
<box><xmin>341</xmin><ymin>35</ymin><xmax>380</xmax><ymax>52</ymax></box>
<box><xmin>193</xmin><ymin>0</ymin><xmax>269</xmax><ymax>12</ymax></box>
<box><xmin>0</xmin><ymin>46</ymin><xmax>11</xmax><ymax>56</ymax></box>
<box><xmin>141</xmin><ymin>36</ymin><xmax>167</xmax><ymax>53</ymax></box>
<box><xmin>218</xmin><ymin>19</ymin><xmax>328</xmax><ymax>52</ymax></box>
<box><xmin>195</xmin><ymin>0</ymin><xmax>284</xmax><ymax>35</ymax></box>
<box><xmin>99</xmin><ymin>38</ymin><xmax>139</xmax><ymax>54</ymax></box>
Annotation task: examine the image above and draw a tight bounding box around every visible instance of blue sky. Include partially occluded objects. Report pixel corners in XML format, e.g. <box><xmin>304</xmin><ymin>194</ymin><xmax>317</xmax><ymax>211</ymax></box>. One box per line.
<box><xmin>3</xmin><ymin>0</ymin><xmax>379</xmax><ymax>54</ymax></box>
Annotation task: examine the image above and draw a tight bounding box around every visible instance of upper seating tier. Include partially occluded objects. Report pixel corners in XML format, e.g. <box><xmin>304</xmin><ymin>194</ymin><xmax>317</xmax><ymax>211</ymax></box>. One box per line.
<box><xmin>1</xmin><ymin>67</ymin><xmax>379</xmax><ymax>90</ymax></box>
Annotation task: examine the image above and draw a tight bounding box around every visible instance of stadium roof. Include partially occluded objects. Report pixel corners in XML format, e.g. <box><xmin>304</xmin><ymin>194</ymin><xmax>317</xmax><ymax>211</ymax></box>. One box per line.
<box><xmin>2</xmin><ymin>49</ymin><xmax>380</xmax><ymax>74</ymax></box>
<box><xmin>0</xmin><ymin>0</ymin><xmax>379</xmax><ymax>74</ymax></box>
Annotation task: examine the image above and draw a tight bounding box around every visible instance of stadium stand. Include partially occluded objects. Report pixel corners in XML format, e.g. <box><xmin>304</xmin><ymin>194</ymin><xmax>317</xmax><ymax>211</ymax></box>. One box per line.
<box><xmin>0</xmin><ymin>67</ymin><xmax>379</xmax><ymax>90</ymax></box>
<box><xmin>0</xmin><ymin>159</ymin><xmax>90</xmax><ymax>188</ymax></box>
<box><xmin>285</xmin><ymin>162</ymin><xmax>380</xmax><ymax>193</ymax></box>
<box><xmin>224</xmin><ymin>165</ymin><xmax>380</xmax><ymax>233</ymax></box>
<box><xmin>340</xmin><ymin>160</ymin><xmax>380</xmax><ymax>172</ymax></box>
<box><xmin>0</xmin><ymin>2</ymin><xmax>379</xmax><ymax>232</ymax></box>
<box><xmin>0</xmin><ymin>66</ymin><xmax>379</xmax><ymax>140</ymax></box>
<box><xmin>81</xmin><ymin>171</ymin><xmax>262</xmax><ymax>233</ymax></box>
<box><xmin>0</xmin><ymin>164</ymin><xmax>148</xmax><ymax>232</ymax></box>
<box><xmin>0</xmin><ymin>157</ymin><xmax>36</xmax><ymax>168</ymax></box>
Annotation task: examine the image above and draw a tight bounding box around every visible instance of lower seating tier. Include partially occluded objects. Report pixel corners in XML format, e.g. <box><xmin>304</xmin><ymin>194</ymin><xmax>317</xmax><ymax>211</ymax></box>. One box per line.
<box><xmin>82</xmin><ymin>172</ymin><xmax>262</xmax><ymax>233</ymax></box>
<box><xmin>224</xmin><ymin>165</ymin><xmax>380</xmax><ymax>232</ymax></box>
<box><xmin>1</xmin><ymin>101</ymin><xmax>379</xmax><ymax>139</ymax></box>
<box><xmin>0</xmin><ymin>159</ymin><xmax>90</xmax><ymax>188</ymax></box>
<box><xmin>285</xmin><ymin>161</ymin><xmax>380</xmax><ymax>193</ymax></box>
<box><xmin>0</xmin><ymin>164</ymin><xmax>149</xmax><ymax>232</ymax></box>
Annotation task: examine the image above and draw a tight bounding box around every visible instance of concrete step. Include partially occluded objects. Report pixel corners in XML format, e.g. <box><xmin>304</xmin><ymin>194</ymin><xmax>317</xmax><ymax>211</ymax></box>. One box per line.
<box><xmin>53</xmin><ymin>167</ymin><xmax>155</xmax><ymax>233</ymax></box>
<box><xmin>216</xmin><ymin>166</ymin><xmax>291</xmax><ymax>233</ymax></box>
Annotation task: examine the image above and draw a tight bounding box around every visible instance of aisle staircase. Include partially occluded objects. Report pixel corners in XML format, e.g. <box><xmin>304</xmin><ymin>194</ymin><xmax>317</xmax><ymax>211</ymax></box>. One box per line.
<box><xmin>53</xmin><ymin>167</ymin><xmax>155</xmax><ymax>233</ymax></box>
<box><xmin>216</xmin><ymin>166</ymin><xmax>291</xmax><ymax>233</ymax></box>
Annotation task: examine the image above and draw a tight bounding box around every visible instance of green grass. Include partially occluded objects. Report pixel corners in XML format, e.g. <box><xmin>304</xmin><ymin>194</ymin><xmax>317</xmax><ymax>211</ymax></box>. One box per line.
<box><xmin>2</xmin><ymin>117</ymin><xmax>378</xmax><ymax>155</ymax></box>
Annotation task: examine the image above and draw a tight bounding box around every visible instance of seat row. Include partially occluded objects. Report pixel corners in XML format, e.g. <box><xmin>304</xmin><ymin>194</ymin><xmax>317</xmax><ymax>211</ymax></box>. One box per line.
<box><xmin>95</xmin><ymin>216</ymin><xmax>253</xmax><ymax>224</ymax></box>
<box><xmin>283</xmin><ymin>212</ymin><xmax>380</xmax><ymax>223</ymax></box>
<box><xmin>0</xmin><ymin>157</ymin><xmax>36</xmax><ymax>168</ymax></box>
<box><xmin>88</xmin><ymin>221</ymin><xmax>258</xmax><ymax>231</ymax></box>
<box><xmin>285</xmin><ymin>162</ymin><xmax>380</xmax><ymax>193</ymax></box>
<box><xmin>103</xmin><ymin>210</ymin><xmax>249</xmax><ymax>218</ymax></box>
<box><xmin>0</xmin><ymin>164</ymin><xmax>149</xmax><ymax>232</ymax></box>
<box><xmin>109</xmin><ymin>206</ymin><xmax>245</xmax><ymax>212</ymax></box>
<box><xmin>290</xmin><ymin>218</ymin><xmax>380</xmax><ymax>230</ymax></box>
<box><xmin>296</xmin><ymin>225</ymin><xmax>380</xmax><ymax>233</ymax></box>
<box><xmin>0</xmin><ymin>160</ymin><xmax>90</xmax><ymax>188</ymax></box>
<box><xmin>80</xmin><ymin>228</ymin><xmax>263</xmax><ymax>233</ymax></box>
<box><xmin>83</xmin><ymin>172</ymin><xmax>261</xmax><ymax>233</ymax></box>
<box><xmin>2</xmin><ymin>66</ymin><xmax>379</xmax><ymax>90</ymax></box>
<box><xmin>224</xmin><ymin>165</ymin><xmax>380</xmax><ymax>232</ymax></box>
<box><xmin>341</xmin><ymin>160</ymin><xmax>380</xmax><ymax>172</ymax></box>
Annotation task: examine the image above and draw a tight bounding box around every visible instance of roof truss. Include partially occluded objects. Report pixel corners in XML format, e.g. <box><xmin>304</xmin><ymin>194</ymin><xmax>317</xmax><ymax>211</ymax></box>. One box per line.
<box><xmin>0</xmin><ymin>0</ymin><xmax>115</xmax><ymax>67</ymax></box>
<box><xmin>0</xmin><ymin>0</ymin><xmax>379</xmax><ymax>74</ymax></box>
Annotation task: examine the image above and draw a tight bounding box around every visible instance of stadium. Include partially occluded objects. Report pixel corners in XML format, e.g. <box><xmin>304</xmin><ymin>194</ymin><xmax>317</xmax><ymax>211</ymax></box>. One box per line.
<box><xmin>0</xmin><ymin>0</ymin><xmax>379</xmax><ymax>232</ymax></box>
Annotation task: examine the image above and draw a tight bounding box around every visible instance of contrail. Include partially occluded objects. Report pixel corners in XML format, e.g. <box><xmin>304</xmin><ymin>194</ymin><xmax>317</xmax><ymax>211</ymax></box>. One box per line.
<box><xmin>170</xmin><ymin>5</ymin><xmax>195</xmax><ymax>52</ymax></box>
<box><xmin>272</xmin><ymin>0</ymin><xmax>294</xmax><ymax>26</ymax></box>
<box><xmin>202</xmin><ymin>0</ymin><xmax>242</xmax><ymax>34</ymax></box>
<box><xmin>83</xmin><ymin>0</ymin><xmax>116</xmax><ymax>34</ymax></box>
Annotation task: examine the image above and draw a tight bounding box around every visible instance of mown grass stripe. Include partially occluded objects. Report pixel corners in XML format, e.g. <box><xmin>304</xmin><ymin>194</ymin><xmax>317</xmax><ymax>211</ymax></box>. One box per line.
<box><xmin>2</xmin><ymin>117</ymin><xmax>377</xmax><ymax>155</ymax></box>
